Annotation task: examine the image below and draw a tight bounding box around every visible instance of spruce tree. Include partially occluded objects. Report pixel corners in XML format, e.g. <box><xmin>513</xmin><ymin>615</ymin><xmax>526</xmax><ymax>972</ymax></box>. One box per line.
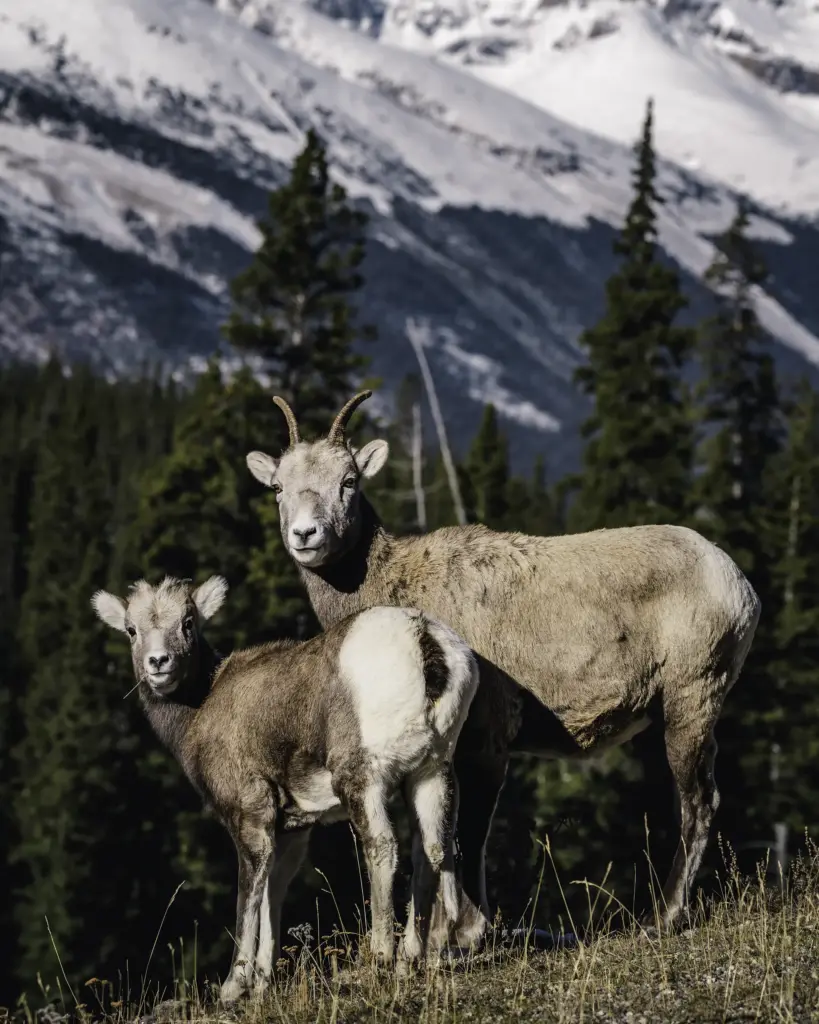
<box><xmin>463</xmin><ymin>404</ymin><xmax>510</xmax><ymax>529</ymax></box>
<box><xmin>693</xmin><ymin>201</ymin><xmax>784</xmax><ymax>864</ymax></box>
<box><xmin>224</xmin><ymin>128</ymin><xmax>374</xmax><ymax>436</ymax></box>
<box><xmin>559</xmin><ymin>100</ymin><xmax>695</xmax><ymax>913</ymax></box>
<box><xmin>570</xmin><ymin>99</ymin><xmax>695</xmax><ymax>532</ymax></box>
<box><xmin>770</xmin><ymin>381</ymin><xmax>819</xmax><ymax>838</ymax></box>
<box><xmin>11</xmin><ymin>367</ymin><xmax>179</xmax><ymax>991</ymax></box>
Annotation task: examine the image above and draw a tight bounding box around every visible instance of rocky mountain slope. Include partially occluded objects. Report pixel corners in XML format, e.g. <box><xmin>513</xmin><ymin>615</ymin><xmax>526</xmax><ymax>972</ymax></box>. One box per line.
<box><xmin>1</xmin><ymin>0</ymin><xmax>818</xmax><ymax>469</ymax></box>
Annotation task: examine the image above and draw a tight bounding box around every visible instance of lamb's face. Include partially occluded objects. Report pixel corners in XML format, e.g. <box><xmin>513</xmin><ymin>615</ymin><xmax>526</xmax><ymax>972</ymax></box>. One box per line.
<box><xmin>92</xmin><ymin>576</ymin><xmax>227</xmax><ymax>696</ymax></box>
<box><xmin>246</xmin><ymin>437</ymin><xmax>389</xmax><ymax>569</ymax></box>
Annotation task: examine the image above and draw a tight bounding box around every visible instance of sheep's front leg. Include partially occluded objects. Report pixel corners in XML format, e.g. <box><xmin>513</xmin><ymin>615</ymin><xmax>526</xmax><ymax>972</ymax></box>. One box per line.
<box><xmin>256</xmin><ymin>828</ymin><xmax>311</xmax><ymax>987</ymax></box>
<box><xmin>346</xmin><ymin>783</ymin><xmax>397</xmax><ymax>964</ymax></box>
<box><xmin>221</xmin><ymin>829</ymin><xmax>273</xmax><ymax>1003</ymax></box>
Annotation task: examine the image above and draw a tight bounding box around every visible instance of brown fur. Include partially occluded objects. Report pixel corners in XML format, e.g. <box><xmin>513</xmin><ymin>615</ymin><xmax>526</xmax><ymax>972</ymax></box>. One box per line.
<box><xmin>247</xmin><ymin>397</ymin><xmax>762</xmax><ymax>942</ymax></box>
<box><xmin>93</xmin><ymin>577</ymin><xmax>478</xmax><ymax>995</ymax></box>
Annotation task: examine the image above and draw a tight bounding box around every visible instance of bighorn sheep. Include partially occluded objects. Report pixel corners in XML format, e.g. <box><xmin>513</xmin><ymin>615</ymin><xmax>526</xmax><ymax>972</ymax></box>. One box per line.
<box><xmin>91</xmin><ymin>575</ymin><xmax>478</xmax><ymax>999</ymax></box>
<box><xmin>245</xmin><ymin>390</ymin><xmax>761</xmax><ymax>944</ymax></box>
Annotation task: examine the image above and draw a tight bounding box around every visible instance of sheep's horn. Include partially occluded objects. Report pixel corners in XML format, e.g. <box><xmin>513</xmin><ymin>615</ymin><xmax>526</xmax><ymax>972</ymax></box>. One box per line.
<box><xmin>272</xmin><ymin>396</ymin><xmax>300</xmax><ymax>447</ymax></box>
<box><xmin>327</xmin><ymin>390</ymin><xmax>372</xmax><ymax>445</ymax></box>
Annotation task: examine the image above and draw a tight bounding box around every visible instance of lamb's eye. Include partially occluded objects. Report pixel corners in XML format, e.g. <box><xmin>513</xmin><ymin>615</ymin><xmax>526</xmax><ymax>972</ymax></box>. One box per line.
<box><xmin>342</xmin><ymin>477</ymin><xmax>357</xmax><ymax>490</ymax></box>
<box><xmin>182</xmin><ymin>617</ymin><xmax>194</xmax><ymax>634</ymax></box>
<box><xmin>126</xmin><ymin>625</ymin><xmax>136</xmax><ymax>640</ymax></box>
<box><xmin>271</xmin><ymin>483</ymin><xmax>282</xmax><ymax>495</ymax></box>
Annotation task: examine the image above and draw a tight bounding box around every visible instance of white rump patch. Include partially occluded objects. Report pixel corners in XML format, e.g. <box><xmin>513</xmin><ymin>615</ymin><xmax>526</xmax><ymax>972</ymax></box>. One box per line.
<box><xmin>339</xmin><ymin>608</ymin><xmax>430</xmax><ymax>764</ymax></box>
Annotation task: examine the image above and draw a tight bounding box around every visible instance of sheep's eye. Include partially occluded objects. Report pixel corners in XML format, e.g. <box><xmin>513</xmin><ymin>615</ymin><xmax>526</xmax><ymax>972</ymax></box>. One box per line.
<box><xmin>126</xmin><ymin>625</ymin><xmax>136</xmax><ymax>640</ymax></box>
<box><xmin>342</xmin><ymin>477</ymin><xmax>357</xmax><ymax>490</ymax></box>
<box><xmin>271</xmin><ymin>482</ymin><xmax>282</xmax><ymax>495</ymax></box>
<box><xmin>182</xmin><ymin>617</ymin><xmax>194</xmax><ymax>634</ymax></box>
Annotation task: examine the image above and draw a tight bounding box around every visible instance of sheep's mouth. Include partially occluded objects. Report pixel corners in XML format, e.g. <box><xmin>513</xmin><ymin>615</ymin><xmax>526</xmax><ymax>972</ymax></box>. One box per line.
<box><xmin>289</xmin><ymin>543</ymin><xmax>329</xmax><ymax>566</ymax></box>
<box><xmin>147</xmin><ymin>671</ymin><xmax>179</xmax><ymax>694</ymax></box>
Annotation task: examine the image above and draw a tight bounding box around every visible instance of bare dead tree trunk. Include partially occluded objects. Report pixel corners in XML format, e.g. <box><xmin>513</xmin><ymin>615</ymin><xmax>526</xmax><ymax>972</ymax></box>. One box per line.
<box><xmin>769</xmin><ymin>470</ymin><xmax>800</xmax><ymax>880</ymax></box>
<box><xmin>406</xmin><ymin>319</ymin><xmax>466</xmax><ymax>526</ymax></box>
<box><xmin>237</xmin><ymin>60</ymin><xmax>306</xmax><ymax>146</ymax></box>
<box><xmin>411</xmin><ymin>400</ymin><xmax>427</xmax><ymax>533</ymax></box>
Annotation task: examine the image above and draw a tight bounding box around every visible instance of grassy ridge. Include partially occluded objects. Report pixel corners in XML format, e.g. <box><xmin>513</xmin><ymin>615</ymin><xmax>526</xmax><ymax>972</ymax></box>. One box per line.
<box><xmin>18</xmin><ymin>845</ymin><xmax>819</xmax><ymax>1024</ymax></box>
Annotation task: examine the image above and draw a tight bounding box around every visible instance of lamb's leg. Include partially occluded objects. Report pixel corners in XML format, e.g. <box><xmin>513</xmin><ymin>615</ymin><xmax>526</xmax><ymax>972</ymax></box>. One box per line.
<box><xmin>645</xmin><ymin>723</ymin><xmax>720</xmax><ymax>935</ymax></box>
<box><xmin>401</xmin><ymin>764</ymin><xmax>458</xmax><ymax>962</ymax></box>
<box><xmin>221</xmin><ymin>828</ymin><xmax>273</xmax><ymax>1003</ymax></box>
<box><xmin>255</xmin><ymin>828</ymin><xmax>312</xmax><ymax>989</ymax></box>
<box><xmin>346</xmin><ymin>783</ymin><xmax>398</xmax><ymax>964</ymax></box>
<box><xmin>431</xmin><ymin>751</ymin><xmax>507</xmax><ymax>950</ymax></box>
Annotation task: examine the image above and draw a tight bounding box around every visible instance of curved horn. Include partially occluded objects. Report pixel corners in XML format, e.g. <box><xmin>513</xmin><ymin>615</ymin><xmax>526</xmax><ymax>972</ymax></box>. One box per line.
<box><xmin>327</xmin><ymin>390</ymin><xmax>373</xmax><ymax>445</ymax></box>
<box><xmin>272</xmin><ymin>396</ymin><xmax>300</xmax><ymax>447</ymax></box>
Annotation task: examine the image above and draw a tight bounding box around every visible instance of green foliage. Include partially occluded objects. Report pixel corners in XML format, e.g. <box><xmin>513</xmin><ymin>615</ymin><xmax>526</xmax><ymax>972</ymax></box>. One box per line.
<box><xmin>570</xmin><ymin>99</ymin><xmax>695</xmax><ymax>532</ymax></box>
<box><xmin>224</xmin><ymin>128</ymin><xmax>374</xmax><ymax>437</ymax></box>
<box><xmin>768</xmin><ymin>381</ymin><xmax>819</xmax><ymax>835</ymax></box>
<box><xmin>691</xmin><ymin>201</ymin><xmax>786</xmax><ymax>866</ymax></box>
<box><xmin>463</xmin><ymin>404</ymin><xmax>510</xmax><ymax>529</ymax></box>
<box><xmin>3</xmin><ymin>101</ymin><xmax>819</xmax><ymax>1013</ymax></box>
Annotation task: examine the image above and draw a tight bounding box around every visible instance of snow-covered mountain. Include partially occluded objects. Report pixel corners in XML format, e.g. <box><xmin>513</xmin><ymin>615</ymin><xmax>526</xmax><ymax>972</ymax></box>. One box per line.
<box><xmin>1</xmin><ymin>0</ymin><xmax>818</xmax><ymax>470</ymax></box>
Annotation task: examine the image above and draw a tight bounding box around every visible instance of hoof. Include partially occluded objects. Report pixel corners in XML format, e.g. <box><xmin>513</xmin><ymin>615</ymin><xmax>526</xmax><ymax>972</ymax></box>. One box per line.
<box><xmin>219</xmin><ymin>978</ymin><xmax>249</xmax><ymax>1005</ymax></box>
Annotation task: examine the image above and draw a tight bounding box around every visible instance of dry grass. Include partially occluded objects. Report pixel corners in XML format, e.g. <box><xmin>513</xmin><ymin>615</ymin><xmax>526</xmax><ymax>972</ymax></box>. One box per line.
<box><xmin>19</xmin><ymin>843</ymin><xmax>819</xmax><ymax>1024</ymax></box>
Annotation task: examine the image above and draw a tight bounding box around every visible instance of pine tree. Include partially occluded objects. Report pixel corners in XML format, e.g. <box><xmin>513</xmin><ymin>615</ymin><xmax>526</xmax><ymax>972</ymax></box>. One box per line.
<box><xmin>695</xmin><ymin>199</ymin><xmax>781</xmax><ymax>573</ymax></box>
<box><xmin>224</xmin><ymin>129</ymin><xmax>374</xmax><ymax>437</ymax></box>
<box><xmin>556</xmin><ymin>101</ymin><xmax>696</xmax><ymax>914</ymax></box>
<box><xmin>570</xmin><ymin>99</ymin><xmax>695</xmax><ymax>532</ymax></box>
<box><xmin>765</xmin><ymin>381</ymin><xmax>819</xmax><ymax>842</ymax></box>
<box><xmin>463</xmin><ymin>404</ymin><xmax>510</xmax><ymax>529</ymax></box>
<box><xmin>693</xmin><ymin>201</ymin><xmax>785</xmax><ymax>865</ymax></box>
<box><xmin>10</xmin><ymin>367</ymin><xmax>180</xmax><ymax>990</ymax></box>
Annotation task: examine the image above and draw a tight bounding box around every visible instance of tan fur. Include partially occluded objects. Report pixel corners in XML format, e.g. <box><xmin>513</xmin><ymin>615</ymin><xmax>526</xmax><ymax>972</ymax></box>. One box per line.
<box><xmin>247</xmin><ymin>394</ymin><xmax>762</xmax><ymax>942</ymax></box>
<box><xmin>93</xmin><ymin>577</ymin><xmax>479</xmax><ymax>994</ymax></box>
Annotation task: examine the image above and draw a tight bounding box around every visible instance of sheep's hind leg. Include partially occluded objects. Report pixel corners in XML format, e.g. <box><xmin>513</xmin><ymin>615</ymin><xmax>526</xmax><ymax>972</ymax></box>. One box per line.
<box><xmin>430</xmin><ymin>752</ymin><xmax>507</xmax><ymax>952</ymax></box>
<box><xmin>643</xmin><ymin>722</ymin><xmax>720</xmax><ymax>937</ymax></box>
<box><xmin>345</xmin><ymin>782</ymin><xmax>398</xmax><ymax>965</ymax></box>
<box><xmin>401</xmin><ymin>763</ymin><xmax>458</xmax><ymax>964</ymax></box>
<box><xmin>255</xmin><ymin>828</ymin><xmax>311</xmax><ymax>991</ymax></box>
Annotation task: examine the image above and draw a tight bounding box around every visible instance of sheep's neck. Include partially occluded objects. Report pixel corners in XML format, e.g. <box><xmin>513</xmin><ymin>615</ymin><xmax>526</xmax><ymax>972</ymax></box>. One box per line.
<box><xmin>300</xmin><ymin>494</ymin><xmax>393</xmax><ymax>628</ymax></box>
<box><xmin>141</xmin><ymin>639</ymin><xmax>221</xmax><ymax>767</ymax></box>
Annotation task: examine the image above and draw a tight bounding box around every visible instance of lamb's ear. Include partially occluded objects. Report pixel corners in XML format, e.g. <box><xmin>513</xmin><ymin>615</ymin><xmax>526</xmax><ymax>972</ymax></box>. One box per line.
<box><xmin>91</xmin><ymin>590</ymin><xmax>128</xmax><ymax>632</ymax></box>
<box><xmin>246</xmin><ymin>451</ymin><xmax>280</xmax><ymax>487</ymax></box>
<box><xmin>354</xmin><ymin>439</ymin><xmax>389</xmax><ymax>480</ymax></box>
<box><xmin>192</xmin><ymin>575</ymin><xmax>228</xmax><ymax>620</ymax></box>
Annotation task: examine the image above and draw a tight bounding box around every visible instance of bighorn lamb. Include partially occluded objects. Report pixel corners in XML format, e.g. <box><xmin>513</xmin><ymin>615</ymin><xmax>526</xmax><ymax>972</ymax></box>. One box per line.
<box><xmin>91</xmin><ymin>575</ymin><xmax>478</xmax><ymax>999</ymax></box>
<box><xmin>245</xmin><ymin>391</ymin><xmax>761</xmax><ymax>944</ymax></box>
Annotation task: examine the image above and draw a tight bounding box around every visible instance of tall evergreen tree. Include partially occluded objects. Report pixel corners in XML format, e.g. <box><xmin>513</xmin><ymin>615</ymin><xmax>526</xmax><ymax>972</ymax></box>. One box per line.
<box><xmin>463</xmin><ymin>404</ymin><xmax>510</xmax><ymax>529</ymax></box>
<box><xmin>558</xmin><ymin>100</ymin><xmax>696</xmax><ymax>912</ymax></box>
<box><xmin>10</xmin><ymin>368</ymin><xmax>178</xmax><ymax>991</ymax></box>
<box><xmin>694</xmin><ymin>199</ymin><xmax>781</xmax><ymax>575</ymax></box>
<box><xmin>693</xmin><ymin>201</ymin><xmax>784</xmax><ymax>864</ymax></box>
<box><xmin>570</xmin><ymin>99</ymin><xmax>695</xmax><ymax>532</ymax></box>
<box><xmin>770</xmin><ymin>380</ymin><xmax>819</xmax><ymax>838</ymax></box>
<box><xmin>224</xmin><ymin>128</ymin><xmax>374</xmax><ymax>437</ymax></box>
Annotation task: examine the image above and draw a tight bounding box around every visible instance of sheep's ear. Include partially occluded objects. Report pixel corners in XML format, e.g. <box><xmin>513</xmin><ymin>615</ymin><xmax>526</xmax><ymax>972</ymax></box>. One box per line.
<box><xmin>91</xmin><ymin>590</ymin><xmax>128</xmax><ymax>632</ymax></box>
<box><xmin>354</xmin><ymin>439</ymin><xmax>389</xmax><ymax>480</ymax></box>
<box><xmin>192</xmin><ymin>575</ymin><xmax>228</xmax><ymax>620</ymax></box>
<box><xmin>246</xmin><ymin>451</ymin><xmax>280</xmax><ymax>487</ymax></box>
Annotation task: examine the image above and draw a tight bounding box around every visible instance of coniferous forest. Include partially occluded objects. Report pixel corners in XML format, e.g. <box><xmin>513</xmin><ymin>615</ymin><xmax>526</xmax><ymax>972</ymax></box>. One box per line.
<box><xmin>3</xmin><ymin>108</ymin><xmax>819</xmax><ymax>1008</ymax></box>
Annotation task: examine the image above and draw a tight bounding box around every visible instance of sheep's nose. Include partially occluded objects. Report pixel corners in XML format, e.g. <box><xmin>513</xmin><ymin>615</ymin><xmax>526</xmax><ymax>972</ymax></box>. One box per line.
<box><xmin>292</xmin><ymin>525</ymin><xmax>317</xmax><ymax>543</ymax></box>
<box><xmin>147</xmin><ymin>653</ymin><xmax>171</xmax><ymax>672</ymax></box>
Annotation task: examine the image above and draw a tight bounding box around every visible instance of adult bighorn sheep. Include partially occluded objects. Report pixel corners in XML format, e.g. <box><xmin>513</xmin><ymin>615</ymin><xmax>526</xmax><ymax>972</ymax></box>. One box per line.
<box><xmin>245</xmin><ymin>390</ymin><xmax>761</xmax><ymax>944</ymax></box>
<box><xmin>91</xmin><ymin>575</ymin><xmax>478</xmax><ymax>999</ymax></box>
